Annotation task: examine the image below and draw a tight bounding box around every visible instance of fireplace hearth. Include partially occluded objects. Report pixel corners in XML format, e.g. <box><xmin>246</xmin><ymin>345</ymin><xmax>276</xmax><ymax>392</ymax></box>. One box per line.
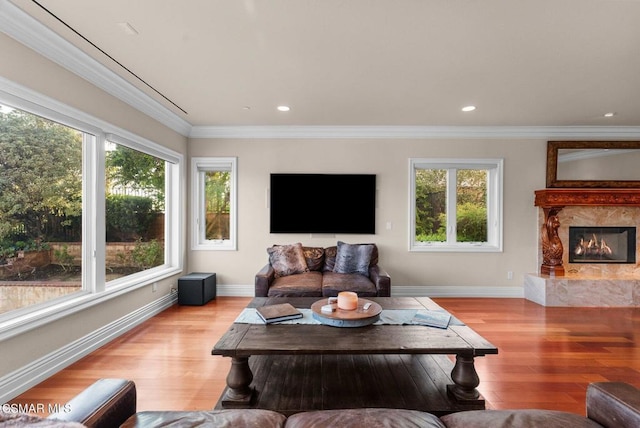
<box><xmin>569</xmin><ymin>227</ymin><xmax>636</xmax><ymax>264</ymax></box>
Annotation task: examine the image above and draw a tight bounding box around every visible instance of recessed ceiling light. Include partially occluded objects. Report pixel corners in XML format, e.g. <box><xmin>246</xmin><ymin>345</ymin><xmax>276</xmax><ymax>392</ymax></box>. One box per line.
<box><xmin>277</xmin><ymin>105</ymin><xmax>291</xmax><ymax>112</ymax></box>
<box><xmin>242</xmin><ymin>106</ymin><xmax>251</xmax><ymax>110</ymax></box>
<box><xmin>604</xmin><ymin>112</ymin><xmax>616</xmax><ymax>117</ymax></box>
<box><xmin>461</xmin><ymin>105</ymin><xmax>476</xmax><ymax>112</ymax></box>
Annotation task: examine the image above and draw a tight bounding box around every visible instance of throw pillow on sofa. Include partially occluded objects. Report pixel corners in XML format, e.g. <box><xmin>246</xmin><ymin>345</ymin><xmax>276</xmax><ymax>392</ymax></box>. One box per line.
<box><xmin>333</xmin><ymin>241</ymin><xmax>374</xmax><ymax>277</ymax></box>
<box><xmin>268</xmin><ymin>243</ymin><xmax>309</xmax><ymax>277</ymax></box>
<box><xmin>303</xmin><ymin>246</ymin><xmax>325</xmax><ymax>271</ymax></box>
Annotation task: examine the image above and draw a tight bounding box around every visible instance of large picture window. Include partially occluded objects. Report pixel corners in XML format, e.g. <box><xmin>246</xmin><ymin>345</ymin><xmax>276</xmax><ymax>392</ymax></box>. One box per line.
<box><xmin>0</xmin><ymin>106</ymin><xmax>84</xmax><ymax>315</ymax></box>
<box><xmin>105</xmin><ymin>140</ymin><xmax>166</xmax><ymax>284</ymax></box>
<box><xmin>0</xmin><ymin>81</ymin><xmax>182</xmax><ymax>338</ymax></box>
<box><xmin>410</xmin><ymin>158</ymin><xmax>503</xmax><ymax>252</ymax></box>
<box><xmin>191</xmin><ymin>157</ymin><xmax>237</xmax><ymax>251</ymax></box>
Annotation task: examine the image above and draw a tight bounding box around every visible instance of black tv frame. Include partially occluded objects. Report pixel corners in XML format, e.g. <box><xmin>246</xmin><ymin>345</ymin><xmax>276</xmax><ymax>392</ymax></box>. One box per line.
<box><xmin>269</xmin><ymin>173</ymin><xmax>376</xmax><ymax>234</ymax></box>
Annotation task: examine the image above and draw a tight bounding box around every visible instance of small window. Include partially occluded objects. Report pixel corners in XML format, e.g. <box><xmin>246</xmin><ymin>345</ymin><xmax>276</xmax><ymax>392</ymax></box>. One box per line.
<box><xmin>191</xmin><ymin>157</ymin><xmax>237</xmax><ymax>250</ymax></box>
<box><xmin>410</xmin><ymin>158</ymin><xmax>503</xmax><ymax>252</ymax></box>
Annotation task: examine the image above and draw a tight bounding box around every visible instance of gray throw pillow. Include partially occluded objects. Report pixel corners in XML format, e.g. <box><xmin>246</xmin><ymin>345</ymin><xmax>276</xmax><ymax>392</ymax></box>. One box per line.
<box><xmin>333</xmin><ymin>241</ymin><xmax>373</xmax><ymax>277</ymax></box>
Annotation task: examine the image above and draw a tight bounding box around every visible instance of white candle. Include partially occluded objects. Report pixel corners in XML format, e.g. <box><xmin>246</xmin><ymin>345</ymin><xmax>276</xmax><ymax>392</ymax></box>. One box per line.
<box><xmin>337</xmin><ymin>291</ymin><xmax>358</xmax><ymax>310</ymax></box>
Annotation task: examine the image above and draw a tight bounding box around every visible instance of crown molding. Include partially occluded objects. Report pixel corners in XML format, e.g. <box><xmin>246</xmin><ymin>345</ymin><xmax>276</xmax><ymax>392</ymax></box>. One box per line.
<box><xmin>189</xmin><ymin>125</ymin><xmax>640</xmax><ymax>140</ymax></box>
<box><xmin>0</xmin><ymin>0</ymin><xmax>192</xmax><ymax>136</ymax></box>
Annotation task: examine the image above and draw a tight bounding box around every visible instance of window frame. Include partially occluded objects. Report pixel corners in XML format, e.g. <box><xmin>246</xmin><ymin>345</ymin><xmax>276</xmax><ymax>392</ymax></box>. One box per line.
<box><xmin>409</xmin><ymin>158</ymin><xmax>504</xmax><ymax>252</ymax></box>
<box><xmin>191</xmin><ymin>157</ymin><xmax>237</xmax><ymax>251</ymax></box>
<box><xmin>0</xmin><ymin>77</ymin><xmax>183</xmax><ymax>341</ymax></box>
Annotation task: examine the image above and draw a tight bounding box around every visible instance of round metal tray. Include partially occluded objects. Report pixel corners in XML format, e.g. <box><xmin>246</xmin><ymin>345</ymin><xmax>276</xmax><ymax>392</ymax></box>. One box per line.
<box><xmin>310</xmin><ymin>298</ymin><xmax>382</xmax><ymax>327</ymax></box>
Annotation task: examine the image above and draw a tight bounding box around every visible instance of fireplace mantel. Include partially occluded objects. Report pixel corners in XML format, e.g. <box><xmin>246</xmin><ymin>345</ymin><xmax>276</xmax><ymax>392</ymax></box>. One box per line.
<box><xmin>535</xmin><ymin>188</ymin><xmax>640</xmax><ymax>208</ymax></box>
<box><xmin>534</xmin><ymin>188</ymin><xmax>640</xmax><ymax>276</ymax></box>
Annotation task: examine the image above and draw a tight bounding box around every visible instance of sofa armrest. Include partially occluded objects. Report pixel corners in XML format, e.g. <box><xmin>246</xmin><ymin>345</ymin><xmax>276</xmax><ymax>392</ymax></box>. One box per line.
<box><xmin>255</xmin><ymin>263</ymin><xmax>275</xmax><ymax>297</ymax></box>
<box><xmin>369</xmin><ymin>265</ymin><xmax>391</xmax><ymax>297</ymax></box>
<box><xmin>48</xmin><ymin>378</ymin><xmax>136</xmax><ymax>428</ymax></box>
<box><xmin>587</xmin><ymin>382</ymin><xmax>640</xmax><ymax>428</ymax></box>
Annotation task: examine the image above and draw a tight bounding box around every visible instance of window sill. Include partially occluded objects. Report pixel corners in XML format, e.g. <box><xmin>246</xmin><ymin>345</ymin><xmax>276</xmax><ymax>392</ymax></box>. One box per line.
<box><xmin>410</xmin><ymin>243</ymin><xmax>502</xmax><ymax>253</ymax></box>
<box><xmin>0</xmin><ymin>266</ymin><xmax>182</xmax><ymax>342</ymax></box>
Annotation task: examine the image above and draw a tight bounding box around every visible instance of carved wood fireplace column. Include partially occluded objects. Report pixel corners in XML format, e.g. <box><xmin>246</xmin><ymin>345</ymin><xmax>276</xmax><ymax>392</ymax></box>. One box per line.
<box><xmin>539</xmin><ymin>206</ymin><xmax>565</xmax><ymax>276</ymax></box>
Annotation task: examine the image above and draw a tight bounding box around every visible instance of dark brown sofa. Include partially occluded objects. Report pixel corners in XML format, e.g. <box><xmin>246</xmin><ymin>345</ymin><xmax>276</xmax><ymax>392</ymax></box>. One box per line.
<box><xmin>43</xmin><ymin>378</ymin><xmax>640</xmax><ymax>427</ymax></box>
<box><xmin>255</xmin><ymin>242</ymin><xmax>391</xmax><ymax>297</ymax></box>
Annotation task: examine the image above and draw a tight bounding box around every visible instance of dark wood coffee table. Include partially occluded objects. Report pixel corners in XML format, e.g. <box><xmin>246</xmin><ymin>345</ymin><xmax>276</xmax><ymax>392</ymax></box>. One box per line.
<box><xmin>212</xmin><ymin>297</ymin><xmax>498</xmax><ymax>415</ymax></box>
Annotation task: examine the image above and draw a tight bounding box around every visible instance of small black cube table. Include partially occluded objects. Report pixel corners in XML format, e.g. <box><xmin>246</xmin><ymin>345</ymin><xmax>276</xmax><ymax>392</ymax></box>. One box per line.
<box><xmin>178</xmin><ymin>272</ymin><xmax>216</xmax><ymax>305</ymax></box>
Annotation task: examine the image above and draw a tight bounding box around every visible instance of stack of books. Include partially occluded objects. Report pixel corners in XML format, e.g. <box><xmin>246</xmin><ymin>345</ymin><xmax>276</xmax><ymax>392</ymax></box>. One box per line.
<box><xmin>256</xmin><ymin>303</ymin><xmax>303</xmax><ymax>324</ymax></box>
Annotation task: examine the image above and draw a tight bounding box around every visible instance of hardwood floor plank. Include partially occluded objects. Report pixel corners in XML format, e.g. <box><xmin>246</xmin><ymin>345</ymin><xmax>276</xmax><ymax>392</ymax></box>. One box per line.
<box><xmin>9</xmin><ymin>297</ymin><xmax>640</xmax><ymax>418</ymax></box>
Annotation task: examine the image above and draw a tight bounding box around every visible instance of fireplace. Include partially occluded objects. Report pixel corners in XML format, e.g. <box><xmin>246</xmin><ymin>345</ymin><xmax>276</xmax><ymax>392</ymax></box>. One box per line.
<box><xmin>568</xmin><ymin>226</ymin><xmax>636</xmax><ymax>264</ymax></box>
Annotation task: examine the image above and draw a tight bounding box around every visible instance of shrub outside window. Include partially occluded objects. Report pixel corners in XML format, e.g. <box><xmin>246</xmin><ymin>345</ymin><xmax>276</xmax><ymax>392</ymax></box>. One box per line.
<box><xmin>410</xmin><ymin>158</ymin><xmax>503</xmax><ymax>252</ymax></box>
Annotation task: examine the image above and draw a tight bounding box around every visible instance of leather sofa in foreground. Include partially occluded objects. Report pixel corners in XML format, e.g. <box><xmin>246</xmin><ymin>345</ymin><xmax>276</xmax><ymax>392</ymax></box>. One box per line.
<box><xmin>42</xmin><ymin>378</ymin><xmax>640</xmax><ymax>428</ymax></box>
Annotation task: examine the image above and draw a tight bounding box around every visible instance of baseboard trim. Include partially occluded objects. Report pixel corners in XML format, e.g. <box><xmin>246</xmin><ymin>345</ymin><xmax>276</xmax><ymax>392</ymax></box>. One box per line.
<box><xmin>215</xmin><ymin>284</ymin><xmax>524</xmax><ymax>298</ymax></box>
<box><xmin>216</xmin><ymin>284</ymin><xmax>255</xmax><ymax>297</ymax></box>
<box><xmin>391</xmin><ymin>285</ymin><xmax>524</xmax><ymax>298</ymax></box>
<box><xmin>0</xmin><ymin>293</ymin><xmax>177</xmax><ymax>403</ymax></box>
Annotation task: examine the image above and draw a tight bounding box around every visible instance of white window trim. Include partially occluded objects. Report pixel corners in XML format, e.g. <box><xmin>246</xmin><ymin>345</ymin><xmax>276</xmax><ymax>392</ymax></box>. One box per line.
<box><xmin>0</xmin><ymin>77</ymin><xmax>183</xmax><ymax>341</ymax></box>
<box><xmin>409</xmin><ymin>158</ymin><xmax>503</xmax><ymax>252</ymax></box>
<box><xmin>191</xmin><ymin>157</ymin><xmax>237</xmax><ymax>251</ymax></box>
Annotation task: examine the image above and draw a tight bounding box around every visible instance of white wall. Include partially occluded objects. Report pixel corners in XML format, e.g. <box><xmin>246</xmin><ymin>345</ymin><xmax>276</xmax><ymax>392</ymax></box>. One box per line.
<box><xmin>188</xmin><ymin>137</ymin><xmax>547</xmax><ymax>294</ymax></box>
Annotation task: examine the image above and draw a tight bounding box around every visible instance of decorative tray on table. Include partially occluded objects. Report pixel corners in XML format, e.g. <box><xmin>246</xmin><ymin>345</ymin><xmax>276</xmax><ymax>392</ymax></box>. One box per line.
<box><xmin>310</xmin><ymin>298</ymin><xmax>382</xmax><ymax>327</ymax></box>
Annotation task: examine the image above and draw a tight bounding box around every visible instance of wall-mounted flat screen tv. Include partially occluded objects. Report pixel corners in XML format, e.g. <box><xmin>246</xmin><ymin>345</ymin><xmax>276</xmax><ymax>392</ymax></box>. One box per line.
<box><xmin>270</xmin><ymin>173</ymin><xmax>376</xmax><ymax>234</ymax></box>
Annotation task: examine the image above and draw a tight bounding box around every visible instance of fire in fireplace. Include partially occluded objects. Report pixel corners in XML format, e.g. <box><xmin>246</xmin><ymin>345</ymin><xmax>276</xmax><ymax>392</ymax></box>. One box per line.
<box><xmin>569</xmin><ymin>227</ymin><xmax>636</xmax><ymax>264</ymax></box>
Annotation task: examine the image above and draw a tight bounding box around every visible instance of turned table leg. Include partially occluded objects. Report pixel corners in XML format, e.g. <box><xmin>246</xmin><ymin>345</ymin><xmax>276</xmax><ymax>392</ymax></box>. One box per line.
<box><xmin>447</xmin><ymin>353</ymin><xmax>482</xmax><ymax>402</ymax></box>
<box><xmin>221</xmin><ymin>356</ymin><xmax>254</xmax><ymax>406</ymax></box>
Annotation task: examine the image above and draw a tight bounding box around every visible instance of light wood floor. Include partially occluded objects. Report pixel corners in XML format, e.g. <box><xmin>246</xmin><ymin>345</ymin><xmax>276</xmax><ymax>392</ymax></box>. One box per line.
<box><xmin>11</xmin><ymin>297</ymin><xmax>640</xmax><ymax>416</ymax></box>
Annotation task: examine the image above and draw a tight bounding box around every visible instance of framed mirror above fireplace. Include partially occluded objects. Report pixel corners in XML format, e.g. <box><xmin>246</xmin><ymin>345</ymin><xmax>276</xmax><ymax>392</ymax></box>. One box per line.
<box><xmin>546</xmin><ymin>141</ymin><xmax>640</xmax><ymax>188</ymax></box>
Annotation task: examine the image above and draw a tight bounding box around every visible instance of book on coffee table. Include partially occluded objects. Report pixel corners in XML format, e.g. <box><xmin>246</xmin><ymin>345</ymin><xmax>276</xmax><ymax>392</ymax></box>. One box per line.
<box><xmin>411</xmin><ymin>311</ymin><xmax>451</xmax><ymax>329</ymax></box>
<box><xmin>256</xmin><ymin>303</ymin><xmax>303</xmax><ymax>324</ymax></box>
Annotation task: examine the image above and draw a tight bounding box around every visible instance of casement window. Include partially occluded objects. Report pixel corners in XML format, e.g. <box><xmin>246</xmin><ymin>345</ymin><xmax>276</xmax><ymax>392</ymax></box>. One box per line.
<box><xmin>0</xmin><ymin>79</ymin><xmax>182</xmax><ymax>338</ymax></box>
<box><xmin>191</xmin><ymin>157</ymin><xmax>237</xmax><ymax>251</ymax></box>
<box><xmin>410</xmin><ymin>158</ymin><xmax>503</xmax><ymax>252</ymax></box>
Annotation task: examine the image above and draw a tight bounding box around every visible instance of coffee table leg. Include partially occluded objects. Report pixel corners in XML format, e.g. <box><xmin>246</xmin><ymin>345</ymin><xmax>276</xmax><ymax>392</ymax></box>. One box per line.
<box><xmin>222</xmin><ymin>356</ymin><xmax>254</xmax><ymax>406</ymax></box>
<box><xmin>447</xmin><ymin>353</ymin><xmax>481</xmax><ymax>402</ymax></box>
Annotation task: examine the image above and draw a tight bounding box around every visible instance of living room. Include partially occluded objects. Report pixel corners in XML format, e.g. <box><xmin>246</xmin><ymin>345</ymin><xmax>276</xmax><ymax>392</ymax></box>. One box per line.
<box><xmin>1</xmin><ymin>0</ymin><xmax>639</xmax><ymax>426</ymax></box>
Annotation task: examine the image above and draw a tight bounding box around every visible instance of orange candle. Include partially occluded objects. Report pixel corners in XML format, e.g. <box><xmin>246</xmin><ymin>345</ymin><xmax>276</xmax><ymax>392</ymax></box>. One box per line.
<box><xmin>337</xmin><ymin>291</ymin><xmax>358</xmax><ymax>310</ymax></box>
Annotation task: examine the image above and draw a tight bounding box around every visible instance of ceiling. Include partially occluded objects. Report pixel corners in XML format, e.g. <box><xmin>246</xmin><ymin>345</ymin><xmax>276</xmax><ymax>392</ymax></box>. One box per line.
<box><xmin>8</xmin><ymin>0</ymin><xmax>640</xmax><ymax>128</ymax></box>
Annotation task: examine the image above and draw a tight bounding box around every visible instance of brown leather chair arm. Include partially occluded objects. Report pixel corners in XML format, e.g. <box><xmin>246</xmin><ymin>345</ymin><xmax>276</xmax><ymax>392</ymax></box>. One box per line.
<box><xmin>587</xmin><ymin>382</ymin><xmax>640</xmax><ymax>428</ymax></box>
<box><xmin>48</xmin><ymin>378</ymin><xmax>136</xmax><ymax>428</ymax></box>
<box><xmin>255</xmin><ymin>263</ymin><xmax>275</xmax><ymax>297</ymax></box>
<box><xmin>369</xmin><ymin>265</ymin><xmax>391</xmax><ymax>297</ymax></box>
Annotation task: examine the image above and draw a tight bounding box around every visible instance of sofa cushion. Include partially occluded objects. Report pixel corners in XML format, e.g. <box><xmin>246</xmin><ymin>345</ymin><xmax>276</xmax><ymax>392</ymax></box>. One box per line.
<box><xmin>0</xmin><ymin>412</ymin><xmax>85</xmax><ymax>427</ymax></box>
<box><xmin>121</xmin><ymin>409</ymin><xmax>286</xmax><ymax>427</ymax></box>
<box><xmin>322</xmin><ymin>271</ymin><xmax>377</xmax><ymax>297</ymax></box>
<box><xmin>334</xmin><ymin>241</ymin><xmax>374</xmax><ymax>277</ymax></box>
<box><xmin>439</xmin><ymin>409</ymin><xmax>602</xmax><ymax>428</ymax></box>
<box><xmin>284</xmin><ymin>408</ymin><xmax>446</xmax><ymax>428</ymax></box>
<box><xmin>302</xmin><ymin>246</ymin><xmax>325</xmax><ymax>271</ymax></box>
<box><xmin>268</xmin><ymin>271</ymin><xmax>323</xmax><ymax>297</ymax></box>
<box><xmin>268</xmin><ymin>243</ymin><xmax>309</xmax><ymax>278</ymax></box>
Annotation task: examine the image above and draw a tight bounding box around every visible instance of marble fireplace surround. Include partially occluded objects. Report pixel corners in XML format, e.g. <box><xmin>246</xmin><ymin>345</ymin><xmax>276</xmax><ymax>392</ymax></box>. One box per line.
<box><xmin>525</xmin><ymin>189</ymin><xmax>640</xmax><ymax>307</ymax></box>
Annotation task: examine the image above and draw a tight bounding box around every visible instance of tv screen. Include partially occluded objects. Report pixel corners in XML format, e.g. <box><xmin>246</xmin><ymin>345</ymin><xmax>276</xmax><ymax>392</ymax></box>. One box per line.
<box><xmin>270</xmin><ymin>173</ymin><xmax>376</xmax><ymax>234</ymax></box>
